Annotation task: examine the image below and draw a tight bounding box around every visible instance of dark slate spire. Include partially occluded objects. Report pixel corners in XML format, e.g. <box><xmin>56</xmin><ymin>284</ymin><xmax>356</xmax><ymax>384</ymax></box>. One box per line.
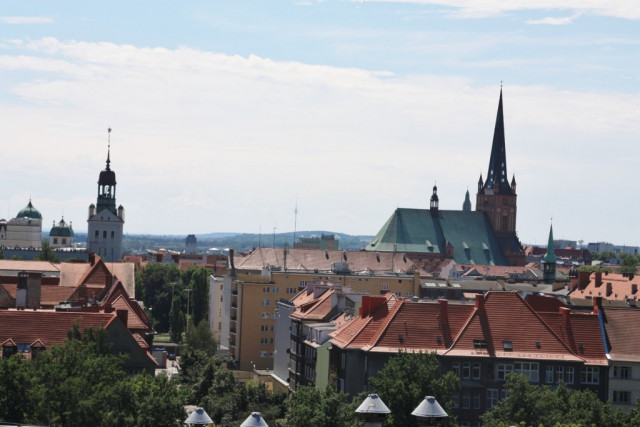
<box><xmin>543</xmin><ymin>223</ymin><xmax>557</xmax><ymax>284</ymax></box>
<box><xmin>463</xmin><ymin>189</ymin><xmax>472</xmax><ymax>211</ymax></box>
<box><xmin>484</xmin><ymin>89</ymin><xmax>513</xmax><ymax>195</ymax></box>
<box><xmin>543</xmin><ymin>224</ymin><xmax>557</xmax><ymax>264</ymax></box>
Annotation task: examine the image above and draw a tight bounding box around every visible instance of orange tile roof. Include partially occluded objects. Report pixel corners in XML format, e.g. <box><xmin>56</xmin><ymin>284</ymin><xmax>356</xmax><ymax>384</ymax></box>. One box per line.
<box><xmin>0</xmin><ymin>260</ymin><xmax>59</xmax><ymax>273</ymax></box>
<box><xmin>234</xmin><ymin>248</ymin><xmax>426</xmax><ymax>275</ymax></box>
<box><xmin>0</xmin><ymin>284</ymin><xmax>75</xmax><ymax>307</ymax></box>
<box><xmin>569</xmin><ymin>272</ymin><xmax>640</xmax><ymax>302</ymax></box>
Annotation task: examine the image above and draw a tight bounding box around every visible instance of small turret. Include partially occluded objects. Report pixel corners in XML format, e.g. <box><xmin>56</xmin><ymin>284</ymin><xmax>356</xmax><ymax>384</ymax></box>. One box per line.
<box><xmin>542</xmin><ymin>224</ymin><xmax>557</xmax><ymax>284</ymax></box>
<box><xmin>117</xmin><ymin>204</ymin><xmax>125</xmax><ymax>221</ymax></box>
<box><xmin>463</xmin><ymin>190</ymin><xmax>472</xmax><ymax>211</ymax></box>
<box><xmin>430</xmin><ymin>185</ymin><xmax>439</xmax><ymax>213</ymax></box>
<box><xmin>511</xmin><ymin>174</ymin><xmax>517</xmax><ymax>193</ymax></box>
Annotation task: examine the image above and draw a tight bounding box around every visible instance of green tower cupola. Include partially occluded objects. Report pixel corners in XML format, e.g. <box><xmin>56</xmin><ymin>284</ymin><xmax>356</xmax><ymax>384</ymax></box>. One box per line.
<box><xmin>17</xmin><ymin>199</ymin><xmax>42</xmax><ymax>219</ymax></box>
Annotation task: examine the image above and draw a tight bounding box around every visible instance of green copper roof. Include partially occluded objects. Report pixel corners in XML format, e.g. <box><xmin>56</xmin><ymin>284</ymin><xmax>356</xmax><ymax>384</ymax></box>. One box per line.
<box><xmin>542</xmin><ymin>224</ymin><xmax>556</xmax><ymax>264</ymax></box>
<box><xmin>463</xmin><ymin>190</ymin><xmax>472</xmax><ymax>211</ymax></box>
<box><xmin>366</xmin><ymin>208</ymin><xmax>509</xmax><ymax>265</ymax></box>
<box><xmin>17</xmin><ymin>200</ymin><xmax>42</xmax><ymax>219</ymax></box>
<box><xmin>50</xmin><ymin>217</ymin><xmax>74</xmax><ymax>237</ymax></box>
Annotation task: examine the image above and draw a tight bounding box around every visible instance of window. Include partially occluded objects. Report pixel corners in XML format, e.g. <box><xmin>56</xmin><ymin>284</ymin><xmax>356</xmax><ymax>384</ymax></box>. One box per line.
<box><xmin>452</xmin><ymin>362</ymin><xmax>461</xmax><ymax>377</ymax></box>
<box><xmin>2</xmin><ymin>345</ymin><xmax>16</xmax><ymax>359</ymax></box>
<box><xmin>95</xmin><ymin>230</ymin><xmax>99</xmax><ymax>238</ymax></box>
<box><xmin>473</xmin><ymin>339</ymin><xmax>487</xmax><ymax>349</ymax></box>
<box><xmin>581</xmin><ymin>367</ymin><xmax>600</xmax><ymax>384</ymax></box>
<box><xmin>103</xmin><ymin>230</ymin><xmax>107</xmax><ymax>238</ymax></box>
<box><xmin>462</xmin><ymin>362</ymin><xmax>471</xmax><ymax>379</ymax></box>
<box><xmin>614</xmin><ymin>366</ymin><xmax>631</xmax><ymax>380</ymax></box>
<box><xmin>472</xmin><ymin>391</ymin><xmax>481</xmax><ymax>409</ymax></box>
<box><xmin>262</xmin><ymin>312</ymin><xmax>269</xmax><ymax>319</ymax></box>
<box><xmin>472</xmin><ymin>363</ymin><xmax>481</xmax><ymax>379</ymax></box>
<box><xmin>497</xmin><ymin>364</ymin><xmax>513</xmax><ymax>381</ymax></box>
<box><xmin>17</xmin><ymin>343</ymin><xmax>30</xmax><ymax>353</ymax></box>
<box><xmin>262</xmin><ymin>299</ymin><xmax>270</xmax><ymax>306</ymax></box>
<box><xmin>260</xmin><ymin>325</ymin><xmax>268</xmax><ymax>332</ymax></box>
<box><xmin>260</xmin><ymin>338</ymin><xmax>268</xmax><ymax>344</ymax></box>
<box><xmin>53</xmin><ymin>238</ymin><xmax>58</xmax><ymax>244</ymax></box>
<box><xmin>486</xmin><ymin>389</ymin><xmax>499</xmax><ymax>410</ymax></box>
<box><xmin>259</xmin><ymin>351</ymin><xmax>267</xmax><ymax>358</ymax></box>
<box><xmin>462</xmin><ymin>391</ymin><xmax>470</xmax><ymax>409</ymax></box>
<box><xmin>515</xmin><ymin>361</ymin><xmax>539</xmax><ymax>383</ymax></box>
<box><xmin>451</xmin><ymin>393</ymin><xmax>460</xmax><ymax>408</ymax></box>
<box><xmin>546</xmin><ymin>365</ymin><xmax>574</xmax><ymax>384</ymax></box>
<box><xmin>299</xmin><ymin>280</ymin><xmax>307</xmax><ymax>288</ymax></box>
<box><xmin>263</xmin><ymin>287</ymin><xmax>270</xmax><ymax>293</ymax></box>
<box><xmin>111</xmin><ymin>231</ymin><xmax>114</xmax><ymax>238</ymax></box>
<box><xmin>381</xmin><ymin>283</ymin><xmax>389</xmax><ymax>291</ymax></box>
<box><xmin>613</xmin><ymin>391</ymin><xmax>631</xmax><ymax>404</ymax></box>
<box><xmin>273</xmin><ymin>287</ymin><xmax>279</xmax><ymax>293</ymax></box>
<box><xmin>287</xmin><ymin>287</ymin><xmax>297</xmax><ymax>294</ymax></box>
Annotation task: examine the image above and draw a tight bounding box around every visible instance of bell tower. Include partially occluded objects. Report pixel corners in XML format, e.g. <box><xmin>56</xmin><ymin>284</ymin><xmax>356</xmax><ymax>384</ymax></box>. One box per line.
<box><xmin>87</xmin><ymin>128</ymin><xmax>125</xmax><ymax>262</ymax></box>
<box><xmin>476</xmin><ymin>89</ymin><xmax>523</xmax><ymax>266</ymax></box>
<box><xmin>476</xmin><ymin>89</ymin><xmax>518</xmax><ymax>235</ymax></box>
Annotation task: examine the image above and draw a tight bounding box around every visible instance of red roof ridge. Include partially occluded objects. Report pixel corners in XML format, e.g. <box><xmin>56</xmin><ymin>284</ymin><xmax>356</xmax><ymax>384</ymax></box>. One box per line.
<box><xmin>363</xmin><ymin>299</ymin><xmax>405</xmax><ymax>350</ymax></box>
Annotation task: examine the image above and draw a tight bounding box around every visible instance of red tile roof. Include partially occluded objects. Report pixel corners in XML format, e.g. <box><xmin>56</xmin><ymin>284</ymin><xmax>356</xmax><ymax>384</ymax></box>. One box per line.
<box><xmin>569</xmin><ymin>272</ymin><xmax>640</xmax><ymax>302</ymax></box>
<box><xmin>0</xmin><ymin>310</ymin><xmax>116</xmax><ymax>350</ymax></box>
<box><xmin>600</xmin><ymin>307</ymin><xmax>640</xmax><ymax>362</ymax></box>
<box><xmin>445</xmin><ymin>292</ymin><xmax>583</xmax><ymax>362</ymax></box>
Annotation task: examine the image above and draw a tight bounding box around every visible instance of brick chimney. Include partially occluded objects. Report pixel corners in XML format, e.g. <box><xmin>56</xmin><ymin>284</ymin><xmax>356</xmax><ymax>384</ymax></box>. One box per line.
<box><xmin>438</xmin><ymin>299</ymin><xmax>449</xmax><ymax>325</ymax></box>
<box><xmin>559</xmin><ymin>307</ymin><xmax>571</xmax><ymax>328</ymax></box>
<box><xmin>475</xmin><ymin>294</ymin><xmax>485</xmax><ymax>313</ymax></box>
<box><xmin>606</xmin><ymin>282</ymin><xmax>613</xmax><ymax>297</ymax></box>
<box><xmin>116</xmin><ymin>309</ymin><xmax>128</xmax><ymax>328</ymax></box>
<box><xmin>577</xmin><ymin>271</ymin><xmax>591</xmax><ymax>290</ymax></box>
<box><xmin>595</xmin><ymin>272</ymin><xmax>602</xmax><ymax>288</ymax></box>
<box><xmin>632</xmin><ymin>284</ymin><xmax>638</xmax><ymax>295</ymax></box>
<box><xmin>89</xmin><ymin>252</ymin><xmax>96</xmax><ymax>266</ymax></box>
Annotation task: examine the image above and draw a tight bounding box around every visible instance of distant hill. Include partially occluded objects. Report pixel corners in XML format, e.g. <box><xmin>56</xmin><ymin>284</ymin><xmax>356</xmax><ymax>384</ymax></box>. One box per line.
<box><xmin>115</xmin><ymin>231</ymin><xmax>373</xmax><ymax>255</ymax></box>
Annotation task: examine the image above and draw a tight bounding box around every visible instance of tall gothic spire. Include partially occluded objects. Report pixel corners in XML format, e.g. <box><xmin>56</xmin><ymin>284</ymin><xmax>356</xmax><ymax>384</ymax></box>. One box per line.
<box><xmin>484</xmin><ymin>89</ymin><xmax>513</xmax><ymax>195</ymax></box>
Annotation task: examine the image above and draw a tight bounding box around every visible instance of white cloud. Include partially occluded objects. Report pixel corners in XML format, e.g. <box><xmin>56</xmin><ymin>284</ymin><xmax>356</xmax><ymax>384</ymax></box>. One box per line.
<box><xmin>357</xmin><ymin>0</ymin><xmax>640</xmax><ymax>20</ymax></box>
<box><xmin>0</xmin><ymin>16</ymin><xmax>53</xmax><ymax>24</ymax></box>
<box><xmin>526</xmin><ymin>14</ymin><xmax>581</xmax><ymax>25</ymax></box>
<box><xmin>0</xmin><ymin>38</ymin><xmax>637</xmax><ymax>245</ymax></box>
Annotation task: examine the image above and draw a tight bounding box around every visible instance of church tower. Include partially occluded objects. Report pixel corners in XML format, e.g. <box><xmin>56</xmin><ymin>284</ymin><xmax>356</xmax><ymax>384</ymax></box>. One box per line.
<box><xmin>87</xmin><ymin>129</ymin><xmax>125</xmax><ymax>262</ymax></box>
<box><xmin>542</xmin><ymin>224</ymin><xmax>557</xmax><ymax>284</ymax></box>
<box><xmin>476</xmin><ymin>89</ymin><xmax>524</xmax><ymax>265</ymax></box>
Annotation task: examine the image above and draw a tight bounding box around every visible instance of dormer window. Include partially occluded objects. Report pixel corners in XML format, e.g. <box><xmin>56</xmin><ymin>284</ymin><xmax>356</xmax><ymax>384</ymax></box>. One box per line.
<box><xmin>473</xmin><ymin>339</ymin><xmax>487</xmax><ymax>349</ymax></box>
<box><xmin>502</xmin><ymin>340</ymin><xmax>512</xmax><ymax>351</ymax></box>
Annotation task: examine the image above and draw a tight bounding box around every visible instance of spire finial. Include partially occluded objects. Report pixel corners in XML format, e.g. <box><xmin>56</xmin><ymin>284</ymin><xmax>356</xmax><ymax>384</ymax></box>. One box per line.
<box><xmin>500</xmin><ymin>80</ymin><xmax>503</xmax><ymax>89</ymax></box>
<box><xmin>106</xmin><ymin>127</ymin><xmax>112</xmax><ymax>171</ymax></box>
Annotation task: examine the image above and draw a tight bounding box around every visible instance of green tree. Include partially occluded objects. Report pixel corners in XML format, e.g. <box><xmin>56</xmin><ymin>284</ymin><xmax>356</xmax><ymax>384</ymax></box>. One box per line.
<box><xmin>286</xmin><ymin>385</ymin><xmax>361</xmax><ymax>427</ymax></box>
<box><xmin>368</xmin><ymin>351</ymin><xmax>458</xmax><ymax>427</ymax></box>
<box><xmin>136</xmin><ymin>263</ymin><xmax>181</xmax><ymax>332</ymax></box>
<box><xmin>186</xmin><ymin>319</ymin><xmax>217</xmax><ymax>356</ymax></box>
<box><xmin>169</xmin><ymin>295</ymin><xmax>185</xmax><ymax>343</ymax></box>
<box><xmin>481</xmin><ymin>373</ymin><xmax>630</xmax><ymax>427</ymax></box>
<box><xmin>35</xmin><ymin>240</ymin><xmax>60</xmax><ymax>262</ymax></box>
<box><xmin>189</xmin><ymin>266</ymin><xmax>210</xmax><ymax>325</ymax></box>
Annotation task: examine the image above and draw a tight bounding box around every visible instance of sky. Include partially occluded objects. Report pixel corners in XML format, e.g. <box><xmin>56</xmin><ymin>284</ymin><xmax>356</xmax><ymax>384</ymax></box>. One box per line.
<box><xmin>0</xmin><ymin>0</ymin><xmax>638</xmax><ymax>247</ymax></box>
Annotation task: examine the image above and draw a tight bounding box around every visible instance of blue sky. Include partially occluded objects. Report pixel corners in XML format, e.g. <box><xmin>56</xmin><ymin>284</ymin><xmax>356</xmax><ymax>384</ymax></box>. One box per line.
<box><xmin>0</xmin><ymin>1</ymin><xmax>638</xmax><ymax>247</ymax></box>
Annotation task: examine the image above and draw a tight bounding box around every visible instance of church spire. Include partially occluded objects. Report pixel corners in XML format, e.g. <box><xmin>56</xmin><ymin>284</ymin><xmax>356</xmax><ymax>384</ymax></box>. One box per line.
<box><xmin>463</xmin><ymin>189</ymin><xmax>471</xmax><ymax>211</ymax></box>
<box><xmin>542</xmin><ymin>222</ymin><xmax>557</xmax><ymax>283</ymax></box>
<box><xmin>106</xmin><ymin>127</ymin><xmax>112</xmax><ymax>171</ymax></box>
<box><xmin>484</xmin><ymin>88</ymin><xmax>513</xmax><ymax>195</ymax></box>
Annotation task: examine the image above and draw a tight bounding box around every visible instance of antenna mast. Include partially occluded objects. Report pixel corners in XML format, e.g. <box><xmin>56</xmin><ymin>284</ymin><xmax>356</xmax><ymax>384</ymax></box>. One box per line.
<box><xmin>293</xmin><ymin>199</ymin><xmax>298</xmax><ymax>247</ymax></box>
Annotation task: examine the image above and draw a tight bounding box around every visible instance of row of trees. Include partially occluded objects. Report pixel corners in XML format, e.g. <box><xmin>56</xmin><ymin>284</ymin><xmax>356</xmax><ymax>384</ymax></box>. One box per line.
<box><xmin>135</xmin><ymin>263</ymin><xmax>209</xmax><ymax>338</ymax></box>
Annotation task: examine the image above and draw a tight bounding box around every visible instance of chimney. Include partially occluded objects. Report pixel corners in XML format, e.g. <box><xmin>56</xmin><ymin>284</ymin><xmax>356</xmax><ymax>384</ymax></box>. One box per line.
<box><xmin>606</xmin><ymin>282</ymin><xmax>613</xmax><ymax>297</ymax></box>
<box><xmin>559</xmin><ymin>307</ymin><xmax>571</xmax><ymax>328</ymax></box>
<box><xmin>228</xmin><ymin>249</ymin><xmax>236</xmax><ymax>276</ymax></box>
<box><xmin>438</xmin><ymin>299</ymin><xmax>449</xmax><ymax>325</ymax></box>
<box><xmin>26</xmin><ymin>273</ymin><xmax>42</xmax><ymax>309</ymax></box>
<box><xmin>632</xmin><ymin>284</ymin><xmax>638</xmax><ymax>295</ymax></box>
<box><xmin>595</xmin><ymin>272</ymin><xmax>602</xmax><ymax>288</ymax></box>
<box><xmin>475</xmin><ymin>294</ymin><xmax>485</xmax><ymax>313</ymax></box>
<box><xmin>116</xmin><ymin>309</ymin><xmax>128</xmax><ymax>328</ymax></box>
<box><xmin>577</xmin><ymin>270</ymin><xmax>590</xmax><ymax>290</ymax></box>
<box><xmin>593</xmin><ymin>296</ymin><xmax>601</xmax><ymax>315</ymax></box>
<box><xmin>88</xmin><ymin>252</ymin><xmax>96</xmax><ymax>266</ymax></box>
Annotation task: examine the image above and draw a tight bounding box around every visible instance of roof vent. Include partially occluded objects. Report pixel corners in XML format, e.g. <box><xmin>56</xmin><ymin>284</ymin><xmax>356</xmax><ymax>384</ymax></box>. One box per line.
<box><xmin>578</xmin><ymin>343</ymin><xmax>584</xmax><ymax>350</ymax></box>
<box><xmin>436</xmin><ymin>336</ymin><xmax>442</xmax><ymax>344</ymax></box>
<box><xmin>535</xmin><ymin>342</ymin><xmax>541</xmax><ymax>349</ymax></box>
<box><xmin>473</xmin><ymin>339</ymin><xmax>487</xmax><ymax>349</ymax></box>
<box><xmin>398</xmin><ymin>334</ymin><xmax>404</xmax><ymax>342</ymax></box>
